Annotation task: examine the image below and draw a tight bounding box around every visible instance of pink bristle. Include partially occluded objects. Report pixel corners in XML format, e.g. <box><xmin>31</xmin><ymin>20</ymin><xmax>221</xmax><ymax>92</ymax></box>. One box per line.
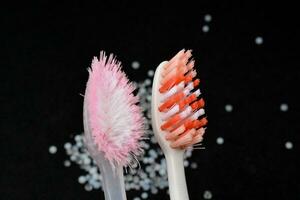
<box><xmin>85</xmin><ymin>51</ymin><xmax>144</xmax><ymax>168</ymax></box>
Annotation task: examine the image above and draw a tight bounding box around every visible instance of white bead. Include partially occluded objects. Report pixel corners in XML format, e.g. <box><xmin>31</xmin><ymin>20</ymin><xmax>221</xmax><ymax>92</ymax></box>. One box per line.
<box><xmin>202</xmin><ymin>25</ymin><xmax>210</xmax><ymax>32</ymax></box>
<box><xmin>280</xmin><ymin>103</ymin><xmax>288</xmax><ymax>112</ymax></box>
<box><xmin>145</xmin><ymin>79</ymin><xmax>151</xmax><ymax>86</ymax></box>
<box><xmin>285</xmin><ymin>141</ymin><xmax>293</xmax><ymax>149</ymax></box>
<box><xmin>78</xmin><ymin>176</ymin><xmax>86</xmax><ymax>184</ymax></box>
<box><xmin>64</xmin><ymin>160</ymin><xmax>71</xmax><ymax>167</ymax></box>
<box><xmin>64</xmin><ymin>142</ymin><xmax>71</xmax><ymax>149</ymax></box>
<box><xmin>84</xmin><ymin>184</ymin><xmax>92</xmax><ymax>191</ymax></box>
<box><xmin>225</xmin><ymin>104</ymin><xmax>233</xmax><ymax>112</ymax></box>
<box><xmin>141</xmin><ymin>192</ymin><xmax>148</xmax><ymax>199</ymax></box>
<box><xmin>49</xmin><ymin>145</ymin><xmax>57</xmax><ymax>154</ymax></box>
<box><xmin>184</xmin><ymin>160</ymin><xmax>189</xmax><ymax>167</ymax></box>
<box><xmin>216</xmin><ymin>137</ymin><xmax>224</xmax><ymax>145</ymax></box>
<box><xmin>255</xmin><ymin>36</ymin><xmax>263</xmax><ymax>45</ymax></box>
<box><xmin>132</xmin><ymin>61</ymin><xmax>140</xmax><ymax>69</ymax></box>
<box><xmin>191</xmin><ymin>162</ymin><xmax>198</xmax><ymax>169</ymax></box>
<box><xmin>147</xmin><ymin>70</ymin><xmax>154</xmax><ymax>77</ymax></box>
<box><xmin>204</xmin><ymin>14</ymin><xmax>212</xmax><ymax>22</ymax></box>
<box><xmin>203</xmin><ymin>190</ymin><xmax>213</xmax><ymax>199</ymax></box>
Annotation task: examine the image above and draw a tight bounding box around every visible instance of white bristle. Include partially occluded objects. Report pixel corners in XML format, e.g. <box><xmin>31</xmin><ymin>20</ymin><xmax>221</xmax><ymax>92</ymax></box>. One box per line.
<box><xmin>160</xmin><ymin>81</ymin><xmax>185</xmax><ymax>102</ymax></box>
<box><xmin>198</xmin><ymin>108</ymin><xmax>205</xmax><ymax>116</ymax></box>
<box><xmin>161</xmin><ymin>105</ymin><xmax>179</xmax><ymax>121</ymax></box>
<box><xmin>180</xmin><ymin>106</ymin><xmax>192</xmax><ymax>118</ymax></box>
<box><xmin>183</xmin><ymin>87</ymin><xmax>192</xmax><ymax>96</ymax></box>
<box><xmin>186</xmin><ymin>82</ymin><xmax>194</xmax><ymax>91</ymax></box>
<box><xmin>194</xmin><ymin>89</ymin><xmax>201</xmax><ymax>97</ymax></box>
<box><xmin>191</xmin><ymin>70</ymin><xmax>197</xmax><ymax>78</ymax></box>
<box><xmin>161</xmin><ymin>89</ymin><xmax>201</xmax><ymax>122</ymax></box>
<box><xmin>191</xmin><ymin>109</ymin><xmax>205</xmax><ymax>120</ymax></box>
<box><xmin>183</xmin><ymin>90</ymin><xmax>191</xmax><ymax>97</ymax></box>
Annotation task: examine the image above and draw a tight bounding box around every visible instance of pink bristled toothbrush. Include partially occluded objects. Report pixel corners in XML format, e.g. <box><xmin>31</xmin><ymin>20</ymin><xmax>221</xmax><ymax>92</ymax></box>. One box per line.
<box><xmin>151</xmin><ymin>49</ymin><xmax>208</xmax><ymax>200</ymax></box>
<box><xmin>83</xmin><ymin>51</ymin><xmax>144</xmax><ymax>200</ymax></box>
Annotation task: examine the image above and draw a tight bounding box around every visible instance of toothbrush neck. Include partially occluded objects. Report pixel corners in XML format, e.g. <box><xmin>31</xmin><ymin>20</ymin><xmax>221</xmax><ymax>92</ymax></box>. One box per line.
<box><xmin>96</xmin><ymin>156</ymin><xmax>127</xmax><ymax>200</ymax></box>
<box><xmin>165</xmin><ymin>151</ymin><xmax>189</xmax><ymax>200</ymax></box>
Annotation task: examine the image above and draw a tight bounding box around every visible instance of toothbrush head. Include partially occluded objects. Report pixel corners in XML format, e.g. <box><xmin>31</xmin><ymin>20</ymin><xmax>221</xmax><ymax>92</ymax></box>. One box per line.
<box><xmin>151</xmin><ymin>49</ymin><xmax>207</xmax><ymax>151</ymax></box>
<box><xmin>83</xmin><ymin>51</ymin><xmax>144</xmax><ymax>168</ymax></box>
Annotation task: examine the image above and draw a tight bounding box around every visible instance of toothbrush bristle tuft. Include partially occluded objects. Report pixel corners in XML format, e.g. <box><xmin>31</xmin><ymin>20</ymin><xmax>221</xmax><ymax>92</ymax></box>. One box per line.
<box><xmin>84</xmin><ymin>51</ymin><xmax>144</xmax><ymax>168</ymax></box>
<box><xmin>159</xmin><ymin>49</ymin><xmax>207</xmax><ymax>149</ymax></box>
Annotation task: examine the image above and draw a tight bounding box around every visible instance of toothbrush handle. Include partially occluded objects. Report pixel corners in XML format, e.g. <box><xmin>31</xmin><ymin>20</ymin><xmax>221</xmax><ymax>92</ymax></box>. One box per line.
<box><xmin>84</xmin><ymin>98</ymin><xmax>126</xmax><ymax>200</ymax></box>
<box><xmin>165</xmin><ymin>151</ymin><xmax>189</xmax><ymax>200</ymax></box>
<box><xmin>95</xmin><ymin>155</ymin><xmax>127</xmax><ymax>200</ymax></box>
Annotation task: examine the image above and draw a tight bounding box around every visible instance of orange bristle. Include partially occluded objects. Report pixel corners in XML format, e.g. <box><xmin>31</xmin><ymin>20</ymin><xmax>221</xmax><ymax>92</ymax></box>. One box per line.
<box><xmin>159</xmin><ymin>74</ymin><xmax>185</xmax><ymax>93</ymax></box>
<box><xmin>184</xmin><ymin>74</ymin><xmax>193</xmax><ymax>84</ymax></box>
<box><xmin>193</xmin><ymin>79</ymin><xmax>200</xmax><ymax>87</ymax></box>
<box><xmin>170</xmin><ymin>129</ymin><xmax>195</xmax><ymax>148</ymax></box>
<box><xmin>198</xmin><ymin>98</ymin><xmax>205</xmax><ymax>108</ymax></box>
<box><xmin>158</xmin><ymin>91</ymin><xmax>185</xmax><ymax>112</ymax></box>
<box><xmin>195</xmin><ymin>117</ymin><xmax>208</xmax><ymax>128</ymax></box>
<box><xmin>161</xmin><ymin>114</ymin><xmax>181</xmax><ymax>130</ymax></box>
<box><xmin>178</xmin><ymin>94</ymin><xmax>197</xmax><ymax>110</ymax></box>
<box><xmin>190</xmin><ymin>118</ymin><xmax>208</xmax><ymax>129</ymax></box>
<box><xmin>190</xmin><ymin>100</ymin><xmax>200</xmax><ymax>110</ymax></box>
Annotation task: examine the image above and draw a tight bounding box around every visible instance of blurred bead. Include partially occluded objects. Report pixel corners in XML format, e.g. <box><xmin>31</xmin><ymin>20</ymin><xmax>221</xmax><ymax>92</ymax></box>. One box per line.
<box><xmin>216</xmin><ymin>137</ymin><xmax>224</xmax><ymax>145</ymax></box>
<box><xmin>132</xmin><ymin>61</ymin><xmax>140</xmax><ymax>69</ymax></box>
<box><xmin>204</xmin><ymin>14</ymin><xmax>212</xmax><ymax>22</ymax></box>
<box><xmin>49</xmin><ymin>145</ymin><xmax>57</xmax><ymax>154</ymax></box>
<box><xmin>255</xmin><ymin>36</ymin><xmax>263</xmax><ymax>45</ymax></box>
<box><xmin>285</xmin><ymin>141</ymin><xmax>293</xmax><ymax>150</ymax></box>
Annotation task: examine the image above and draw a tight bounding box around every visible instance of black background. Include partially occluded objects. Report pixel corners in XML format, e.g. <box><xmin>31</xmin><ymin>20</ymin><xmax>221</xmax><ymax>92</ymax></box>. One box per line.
<box><xmin>1</xmin><ymin>1</ymin><xmax>299</xmax><ymax>199</ymax></box>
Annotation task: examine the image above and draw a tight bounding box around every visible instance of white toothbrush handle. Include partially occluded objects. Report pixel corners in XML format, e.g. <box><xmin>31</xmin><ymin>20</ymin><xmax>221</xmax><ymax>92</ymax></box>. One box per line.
<box><xmin>165</xmin><ymin>150</ymin><xmax>189</xmax><ymax>200</ymax></box>
<box><xmin>94</xmin><ymin>152</ymin><xmax>127</xmax><ymax>200</ymax></box>
<box><xmin>151</xmin><ymin>61</ymin><xmax>190</xmax><ymax>200</ymax></box>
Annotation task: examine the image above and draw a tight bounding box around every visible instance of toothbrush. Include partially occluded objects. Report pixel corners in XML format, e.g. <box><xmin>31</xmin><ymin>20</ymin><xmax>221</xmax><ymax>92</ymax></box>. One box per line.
<box><xmin>151</xmin><ymin>49</ymin><xmax>208</xmax><ymax>200</ymax></box>
<box><xmin>83</xmin><ymin>51</ymin><xmax>144</xmax><ymax>200</ymax></box>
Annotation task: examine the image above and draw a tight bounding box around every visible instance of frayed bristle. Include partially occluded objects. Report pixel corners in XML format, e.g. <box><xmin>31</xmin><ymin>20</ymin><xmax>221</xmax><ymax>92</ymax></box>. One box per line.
<box><xmin>84</xmin><ymin>51</ymin><xmax>145</xmax><ymax>168</ymax></box>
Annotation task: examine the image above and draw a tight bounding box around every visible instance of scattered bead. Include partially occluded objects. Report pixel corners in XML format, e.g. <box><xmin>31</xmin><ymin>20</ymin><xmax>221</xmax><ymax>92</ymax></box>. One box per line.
<box><xmin>203</xmin><ymin>190</ymin><xmax>213</xmax><ymax>199</ymax></box>
<box><xmin>202</xmin><ymin>25</ymin><xmax>210</xmax><ymax>33</ymax></box>
<box><xmin>184</xmin><ymin>160</ymin><xmax>189</xmax><ymax>167</ymax></box>
<box><xmin>141</xmin><ymin>192</ymin><xmax>148</xmax><ymax>199</ymax></box>
<box><xmin>280</xmin><ymin>103</ymin><xmax>288</xmax><ymax>112</ymax></box>
<box><xmin>49</xmin><ymin>145</ymin><xmax>57</xmax><ymax>154</ymax></box>
<box><xmin>285</xmin><ymin>141</ymin><xmax>293</xmax><ymax>150</ymax></box>
<box><xmin>145</xmin><ymin>79</ymin><xmax>152</xmax><ymax>86</ymax></box>
<box><xmin>225</xmin><ymin>104</ymin><xmax>233</xmax><ymax>112</ymax></box>
<box><xmin>255</xmin><ymin>36</ymin><xmax>263</xmax><ymax>45</ymax></box>
<box><xmin>132</xmin><ymin>61</ymin><xmax>140</xmax><ymax>69</ymax></box>
<box><xmin>78</xmin><ymin>176</ymin><xmax>87</xmax><ymax>184</ymax></box>
<box><xmin>147</xmin><ymin>70</ymin><xmax>154</xmax><ymax>77</ymax></box>
<box><xmin>84</xmin><ymin>184</ymin><xmax>93</xmax><ymax>191</ymax></box>
<box><xmin>64</xmin><ymin>160</ymin><xmax>71</xmax><ymax>167</ymax></box>
<box><xmin>216</xmin><ymin>137</ymin><xmax>224</xmax><ymax>145</ymax></box>
<box><xmin>191</xmin><ymin>162</ymin><xmax>198</xmax><ymax>169</ymax></box>
<box><xmin>64</xmin><ymin>142</ymin><xmax>71</xmax><ymax>150</ymax></box>
<box><xmin>204</xmin><ymin>14</ymin><xmax>212</xmax><ymax>22</ymax></box>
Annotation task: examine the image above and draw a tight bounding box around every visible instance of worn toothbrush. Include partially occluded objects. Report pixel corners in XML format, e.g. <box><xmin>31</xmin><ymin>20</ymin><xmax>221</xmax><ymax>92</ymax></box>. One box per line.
<box><xmin>83</xmin><ymin>51</ymin><xmax>144</xmax><ymax>200</ymax></box>
<box><xmin>151</xmin><ymin>49</ymin><xmax>208</xmax><ymax>200</ymax></box>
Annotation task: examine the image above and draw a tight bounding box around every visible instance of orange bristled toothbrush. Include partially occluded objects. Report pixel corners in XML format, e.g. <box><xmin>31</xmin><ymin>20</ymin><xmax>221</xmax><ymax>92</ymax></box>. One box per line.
<box><xmin>151</xmin><ymin>49</ymin><xmax>208</xmax><ymax>200</ymax></box>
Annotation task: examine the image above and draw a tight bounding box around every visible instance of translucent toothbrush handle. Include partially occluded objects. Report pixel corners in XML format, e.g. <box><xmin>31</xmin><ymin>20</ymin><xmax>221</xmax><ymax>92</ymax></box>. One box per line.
<box><xmin>83</xmin><ymin>98</ymin><xmax>127</xmax><ymax>200</ymax></box>
<box><xmin>94</xmin><ymin>153</ymin><xmax>127</xmax><ymax>200</ymax></box>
